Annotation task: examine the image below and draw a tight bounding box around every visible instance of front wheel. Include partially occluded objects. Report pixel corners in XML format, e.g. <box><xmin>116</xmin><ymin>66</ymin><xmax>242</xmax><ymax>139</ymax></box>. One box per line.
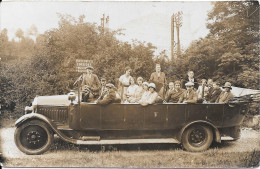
<box><xmin>181</xmin><ymin>124</ymin><xmax>213</xmax><ymax>152</ymax></box>
<box><xmin>14</xmin><ymin>120</ymin><xmax>53</xmax><ymax>155</ymax></box>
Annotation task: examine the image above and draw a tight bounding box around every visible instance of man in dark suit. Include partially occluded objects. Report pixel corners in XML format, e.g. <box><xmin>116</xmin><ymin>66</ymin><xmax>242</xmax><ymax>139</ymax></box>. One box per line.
<box><xmin>206</xmin><ymin>82</ymin><xmax>222</xmax><ymax>103</ymax></box>
<box><xmin>181</xmin><ymin>70</ymin><xmax>198</xmax><ymax>90</ymax></box>
<box><xmin>207</xmin><ymin>79</ymin><xmax>214</xmax><ymax>98</ymax></box>
<box><xmin>149</xmin><ymin>64</ymin><xmax>167</xmax><ymax>99</ymax></box>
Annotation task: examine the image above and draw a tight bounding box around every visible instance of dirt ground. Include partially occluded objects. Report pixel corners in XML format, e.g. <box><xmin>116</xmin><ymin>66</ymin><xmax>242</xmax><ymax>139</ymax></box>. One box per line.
<box><xmin>0</xmin><ymin>127</ymin><xmax>259</xmax><ymax>168</ymax></box>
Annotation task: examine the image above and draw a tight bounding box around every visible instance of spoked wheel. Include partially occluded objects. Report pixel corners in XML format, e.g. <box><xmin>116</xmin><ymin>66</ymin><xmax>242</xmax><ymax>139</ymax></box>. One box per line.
<box><xmin>181</xmin><ymin>124</ymin><xmax>213</xmax><ymax>152</ymax></box>
<box><xmin>14</xmin><ymin>120</ymin><xmax>53</xmax><ymax>155</ymax></box>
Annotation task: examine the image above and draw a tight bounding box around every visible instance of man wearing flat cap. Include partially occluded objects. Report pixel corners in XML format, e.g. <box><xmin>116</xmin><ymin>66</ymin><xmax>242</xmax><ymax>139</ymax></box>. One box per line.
<box><xmin>81</xmin><ymin>65</ymin><xmax>101</xmax><ymax>102</ymax></box>
<box><xmin>96</xmin><ymin>83</ymin><xmax>118</xmax><ymax>104</ymax></box>
<box><xmin>178</xmin><ymin>82</ymin><xmax>198</xmax><ymax>103</ymax></box>
<box><xmin>216</xmin><ymin>82</ymin><xmax>234</xmax><ymax>103</ymax></box>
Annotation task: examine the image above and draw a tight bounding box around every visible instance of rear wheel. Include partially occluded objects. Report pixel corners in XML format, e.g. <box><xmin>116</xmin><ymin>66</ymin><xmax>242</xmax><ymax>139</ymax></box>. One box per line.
<box><xmin>181</xmin><ymin>124</ymin><xmax>213</xmax><ymax>152</ymax></box>
<box><xmin>14</xmin><ymin>120</ymin><xmax>53</xmax><ymax>155</ymax></box>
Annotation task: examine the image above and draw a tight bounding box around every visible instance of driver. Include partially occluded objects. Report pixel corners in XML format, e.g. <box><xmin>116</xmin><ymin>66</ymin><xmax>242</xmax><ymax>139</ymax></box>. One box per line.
<box><xmin>81</xmin><ymin>65</ymin><xmax>101</xmax><ymax>102</ymax></box>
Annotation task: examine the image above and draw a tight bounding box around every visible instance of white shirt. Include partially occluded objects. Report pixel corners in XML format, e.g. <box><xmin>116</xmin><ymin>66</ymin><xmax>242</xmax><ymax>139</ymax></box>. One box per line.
<box><xmin>127</xmin><ymin>85</ymin><xmax>138</xmax><ymax>97</ymax></box>
<box><xmin>119</xmin><ymin>74</ymin><xmax>131</xmax><ymax>86</ymax></box>
<box><xmin>147</xmin><ymin>92</ymin><xmax>158</xmax><ymax>104</ymax></box>
<box><xmin>139</xmin><ymin>91</ymin><xmax>151</xmax><ymax>103</ymax></box>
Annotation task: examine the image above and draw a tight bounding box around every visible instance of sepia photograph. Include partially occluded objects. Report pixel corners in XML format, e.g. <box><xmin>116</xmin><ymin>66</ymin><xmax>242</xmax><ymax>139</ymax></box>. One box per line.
<box><xmin>0</xmin><ymin>0</ymin><xmax>259</xmax><ymax>168</ymax></box>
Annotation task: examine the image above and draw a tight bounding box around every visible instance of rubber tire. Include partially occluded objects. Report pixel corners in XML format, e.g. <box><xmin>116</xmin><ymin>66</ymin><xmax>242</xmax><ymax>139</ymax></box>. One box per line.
<box><xmin>181</xmin><ymin>124</ymin><xmax>213</xmax><ymax>152</ymax></box>
<box><xmin>14</xmin><ymin>119</ymin><xmax>53</xmax><ymax>155</ymax></box>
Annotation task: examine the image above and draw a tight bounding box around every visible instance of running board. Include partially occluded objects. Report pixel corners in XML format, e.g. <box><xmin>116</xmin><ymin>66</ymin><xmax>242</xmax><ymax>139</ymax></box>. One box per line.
<box><xmin>76</xmin><ymin>138</ymin><xmax>180</xmax><ymax>145</ymax></box>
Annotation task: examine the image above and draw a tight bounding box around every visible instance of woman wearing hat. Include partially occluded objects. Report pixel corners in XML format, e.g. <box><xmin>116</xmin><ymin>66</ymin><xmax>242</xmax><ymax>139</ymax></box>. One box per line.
<box><xmin>138</xmin><ymin>82</ymin><xmax>150</xmax><ymax>104</ymax></box>
<box><xmin>216</xmin><ymin>82</ymin><xmax>234</xmax><ymax>103</ymax></box>
<box><xmin>140</xmin><ymin>83</ymin><xmax>158</xmax><ymax>106</ymax></box>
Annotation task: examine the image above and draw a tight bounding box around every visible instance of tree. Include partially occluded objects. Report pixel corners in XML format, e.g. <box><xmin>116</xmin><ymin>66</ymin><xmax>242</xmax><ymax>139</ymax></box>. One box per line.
<box><xmin>15</xmin><ymin>28</ymin><xmax>24</xmax><ymax>42</ymax></box>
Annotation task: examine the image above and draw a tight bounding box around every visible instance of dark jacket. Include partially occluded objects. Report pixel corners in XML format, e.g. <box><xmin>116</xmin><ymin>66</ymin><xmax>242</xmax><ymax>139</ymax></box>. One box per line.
<box><xmin>149</xmin><ymin>72</ymin><xmax>167</xmax><ymax>93</ymax></box>
<box><xmin>165</xmin><ymin>89</ymin><xmax>185</xmax><ymax>103</ymax></box>
<box><xmin>97</xmin><ymin>90</ymin><xmax>117</xmax><ymax>104</ymax></box>
<box><xmin>178</xmin><ymin>90</ymin><xmax>198</xmax><ymax>103</ymax></box>
<box><xmin>216</xmin><ymin>91</ymin><xmax>234</xmax><ymax>103</ymax></box>
<box><xmin>82</xmin><ymin>73</ymin><xmax>101</xmax><ymax>96</ymax></box>
<box><xmin>207</xmin><ymin>88</ymin><xmax>222</xmax><ymax>103</ymax></box>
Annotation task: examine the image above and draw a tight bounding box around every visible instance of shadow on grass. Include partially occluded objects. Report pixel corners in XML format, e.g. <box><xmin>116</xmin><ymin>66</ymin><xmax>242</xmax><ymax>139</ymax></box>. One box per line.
<box><xmin>50</xmin><ymin>137</ymin><xmax>238</xmax><ymax>153</ymax></box>
<box><xmin>50</xmin><ymin>137</ymin><xmax>183</xmax><ymax>152</ymax></box>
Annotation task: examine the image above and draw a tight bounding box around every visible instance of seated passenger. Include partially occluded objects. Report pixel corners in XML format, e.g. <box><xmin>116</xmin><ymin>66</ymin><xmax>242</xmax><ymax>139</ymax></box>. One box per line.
<box><xmin>133</xmin><ymin>77</ymin><xmax>144</xmax><ymax>102</ymax></box>
<box><xmin>207</xmin><ymin>79</ymin><xmax>214</xmax><ymax>97</ymax></box>
<box><xmin>140</xmin><ymin>83</ymin><xmax>158</xmax><ymax>106</ymax></box>
<box><xmin>164</xmin><ymin>80</ymin><xmax>185</xmax><ymax>103</ymax></box>
<box><xmin>216</xmin><ymin>82</ymin><xmax>234</xmax><ymax>103</ymax></box>
<box><xmin>96</xmin><ymin>83</ymin><xmax>118</xmax><ymax>104</ymax></box>
<box><xmin>165</xmin><ymin>82</ymin><xmax>174</xmax><ymax>99</ymax></box>
<box><xmin>138</xmin><ymin>82</ymin><xmax>150</xmax><ymax>104</ymax></box>
<box><xmin>206</xmin><ymin>82</ymin><xmax>222</xmax><ymax>103</ymax></box>
<box><xmin>82</xmin><ymin>85</ymin><xmax>95</xmax><ymax>102</ymax></box>
<box><xmin>125</xmin><ymin>77</ymin><xmax>138</xmax><ymax>103</ymax></box>
<box><xmin>178</xmin><ymin>82</ymin><xmax>198</xmax><ymax>103</ymax></box>
<box><xmin>196</xmin><ymin>79</ymin><xmax>208</xmax><ymax>101</ymax></box>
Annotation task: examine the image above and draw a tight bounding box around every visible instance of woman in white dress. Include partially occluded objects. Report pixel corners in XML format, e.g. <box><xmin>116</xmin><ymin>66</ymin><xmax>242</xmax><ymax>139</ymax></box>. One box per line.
<box><xmin>118</xmin><ymin>67</ymin><xmax>132</xmax><ymax>102</ymax></box>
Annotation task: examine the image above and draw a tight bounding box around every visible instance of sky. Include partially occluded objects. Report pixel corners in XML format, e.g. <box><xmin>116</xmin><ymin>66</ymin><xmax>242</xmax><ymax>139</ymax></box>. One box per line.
<box><xmin>0</xmin><ymin>1</ymin><xmax>213</xmax><ymax>55</ymax></box>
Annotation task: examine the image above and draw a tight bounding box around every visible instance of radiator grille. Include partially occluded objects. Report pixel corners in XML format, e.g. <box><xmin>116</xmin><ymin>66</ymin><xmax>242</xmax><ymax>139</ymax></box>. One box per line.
<box><xmin>37</xmin><ymin>106</ymin><xmax>68</xmax><ymax>124</ymax></box>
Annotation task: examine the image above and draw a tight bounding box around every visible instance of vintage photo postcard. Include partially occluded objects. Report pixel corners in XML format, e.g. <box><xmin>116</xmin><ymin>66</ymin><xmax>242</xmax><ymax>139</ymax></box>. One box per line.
<box><xmin>0</xmin><ymin>0</ymin><xmax>259</xmax><ymax>168</ymax></box>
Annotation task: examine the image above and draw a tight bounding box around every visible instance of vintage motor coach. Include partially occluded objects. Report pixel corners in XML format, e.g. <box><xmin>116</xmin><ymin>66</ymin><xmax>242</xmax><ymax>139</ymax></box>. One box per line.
<box><xmin>14</xmin><ymin>88</ymin><xmax>250</xmax><ymax>155</ymax></box>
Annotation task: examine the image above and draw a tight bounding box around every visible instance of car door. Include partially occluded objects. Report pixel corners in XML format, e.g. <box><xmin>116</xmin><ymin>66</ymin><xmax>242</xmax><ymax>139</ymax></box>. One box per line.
<box><xmin>100</xmin><ymin>104</ymin><xmax>125</xmax><ymax>130</ymax></box>
<box><xmin>124</xmin><ymin>104</ymin><xmax>145</xmax><ymax>129</ymax></box>
<box><xmin>80</xmin><ymin>103</ymin><xmax>101</xmax><ymax>129</ymax></box>
<box><xmin>143</xmin><ymin>104</ymin><xmax>167</xmax><ymax>129</ymax></box>
<box><xmin>167</xmin><ymin>103</ymin><xmax>186</xmax><ymax>129</ymax></box>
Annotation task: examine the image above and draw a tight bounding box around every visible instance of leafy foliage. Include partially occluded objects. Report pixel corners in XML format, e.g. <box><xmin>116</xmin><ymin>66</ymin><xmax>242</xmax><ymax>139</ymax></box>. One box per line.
<box><xmin>0</xmin><ymin>2</ymin><xmax>259</xmax><ymax>116</ymax></box>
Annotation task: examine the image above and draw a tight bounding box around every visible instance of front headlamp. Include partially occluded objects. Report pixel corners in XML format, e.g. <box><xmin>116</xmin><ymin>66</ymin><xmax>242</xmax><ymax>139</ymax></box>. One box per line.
<box><xmin>25</xmin><ymin>106</ymin><xmax>33</xmax><ymax>114</ymax></box>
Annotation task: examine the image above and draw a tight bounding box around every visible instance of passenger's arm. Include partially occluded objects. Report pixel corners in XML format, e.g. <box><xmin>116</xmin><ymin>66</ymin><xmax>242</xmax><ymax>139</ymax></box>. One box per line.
<box><xmin>178</xmin><ymin>93</ymin><xmax>184</xmax><ymax>103</ymax></box>
<box><xmin>148</xmin><ymin>93</ymin><xmax>158</xmax><ymax>104</ymax></box>
<box><xmin>186</xmin><ymin>92</ymin><xmax>198</xmax><ymax>103</ymax></box>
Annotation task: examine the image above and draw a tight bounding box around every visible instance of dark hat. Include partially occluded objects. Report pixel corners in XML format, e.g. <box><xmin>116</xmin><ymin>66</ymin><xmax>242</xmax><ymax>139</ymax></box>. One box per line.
<box><xmin>222</xmin><ymin>82</ymin><xmax>232</xmax><ymax>89</ymax></box>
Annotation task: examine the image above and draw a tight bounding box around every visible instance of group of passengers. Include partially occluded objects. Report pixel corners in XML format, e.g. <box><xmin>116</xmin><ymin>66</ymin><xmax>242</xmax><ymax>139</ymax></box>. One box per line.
<box><xmin>80</xmin><ymin>64</ymin><xmax>234</xmax><ymax>105</ymax></box>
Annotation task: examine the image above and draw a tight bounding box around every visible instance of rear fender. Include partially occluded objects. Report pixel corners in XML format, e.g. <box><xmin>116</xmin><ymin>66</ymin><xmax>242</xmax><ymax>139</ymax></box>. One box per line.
<box><xmin>177</xmin><ymin>120</ymin><xmax>221</xmax><ymax>143</ymax></box>
<box><xmin>15</xmin><ymin>113</ymin><xmax>77</xmax><ymax>144</ymax></box>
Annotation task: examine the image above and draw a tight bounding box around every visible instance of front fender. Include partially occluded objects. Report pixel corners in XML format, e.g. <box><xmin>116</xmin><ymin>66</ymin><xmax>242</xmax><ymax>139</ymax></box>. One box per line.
<box><xmin>15</xmin><ymin>113</ymin><xmax>77</xmax><ymax>144</ymax></box>
<box><xmin>15</xmin><ymin>113</ymin><xmax>56</xmax><ymax>128</ymax></box>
